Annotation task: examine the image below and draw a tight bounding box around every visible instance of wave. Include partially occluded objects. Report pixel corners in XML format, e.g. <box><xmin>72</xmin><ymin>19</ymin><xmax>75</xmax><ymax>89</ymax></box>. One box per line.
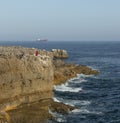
<box><xmin>66</xmin><ymin>100</ymin><xmax>91</xmax><ymax>106</ymax></box>
<box><xmin>78</xmin><ymin>73</ymin><xmax>95</xmax><ymax>78</ymax></box>
<box><xmin>54</xmin><ymin>73</ymin><xmax>92</xmax><ymax>93</ymax></box>
<box><xmin>71</xmin><ymin>109</ymin><xmax>81</xmax><ymax>113</ymax></box>
<box><xmin>109</xmin><ymin>119</ymin><xmax>120</xmax><ymax>123</ymax></box>
<box><xmin>69</xmin><ymin>73</ymin><xmax>93</xmax><ymax>81</ymax></box>
<box><xmin>53</xmin><ymin>97</ymin><xmax>61</xmax><ymax>102</ymax></box>
<box><xmin>69</xmin><ymin>78</ymin><xmax>87</xmax><ymax>84</ymax></box>
<box><xmin>49</xmin><ymin>110</ymin><xmax>66</xmax><ymax>122</ymax></box>
<box><xmin>56</xmin><ymin>117</ymin><xmax>66</xmax><ymax>123</ymax></box>
<box><xmin>67</xmin><ymin>74</ymin><xmax>96</xmax><ymax>84</ymax></box>
<box><xmin>72</xmin><ymin>108</ymin><xmax>103</xmax><ymax>115</ymax></box>
<box><xmin>52</xmin><ymin>96</ymin><xmax>102</xmax><ymax>115</ymax></box>
<box><xmin>54</xmin><ymin>84</ymin><xmax>82</xmax><ymax>93</ymax></box>
<box><xmin>64</xmin><ymin>100</ymin><xmax>91</xmax><ymax>107</ymax></box>
<box><xmin>53</xmin><ymin>97</ymin><xmax>91</xmax><ymax>107</ymax></box>
<box><xmin>54</xmin><ymin>73</ymin><xmax>94</xmax><ymax>93</ymax></box>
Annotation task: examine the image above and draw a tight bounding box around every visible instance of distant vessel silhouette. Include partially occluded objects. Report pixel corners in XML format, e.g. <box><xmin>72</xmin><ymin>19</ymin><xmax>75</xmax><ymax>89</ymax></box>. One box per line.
<box><xmin>36</xmin><ymin>38</ymin><xmax>48</xmax><ymax>42</ymax></box>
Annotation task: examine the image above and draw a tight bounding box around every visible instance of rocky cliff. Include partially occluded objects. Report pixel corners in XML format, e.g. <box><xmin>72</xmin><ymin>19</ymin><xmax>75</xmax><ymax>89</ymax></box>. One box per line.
<box><xmin>52</xmin><ymin>49</ymin><xmax>68</xmax><ymax>58</ymax></box>
<box><xmin>53</xmin><ymin>59</ymin><xmax>98</xmax><ymax>85</ymax></box>
<box><xmin>0</xmin><ymin>46</ymin><xmax>99</xmax><ymax>123</ymax></box>
<box><xmin>0</xmin><ymin>46</ymin><xmax>54</xmax><ymax>111</ymax></box>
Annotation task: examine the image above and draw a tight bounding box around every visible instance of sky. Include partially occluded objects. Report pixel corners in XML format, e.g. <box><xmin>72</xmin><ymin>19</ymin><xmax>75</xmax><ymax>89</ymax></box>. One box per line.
<box><xmin>0</xmin><ymin>0</ymin><xmax>120</xmax><ymax>41</ymax></box>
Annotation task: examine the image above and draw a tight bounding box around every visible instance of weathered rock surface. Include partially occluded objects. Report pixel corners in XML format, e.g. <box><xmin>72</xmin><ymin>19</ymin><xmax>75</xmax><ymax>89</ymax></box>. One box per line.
<box><xmin>0</xmin><ymin>99</ymin><xmax>75</xmax><ymax>123</ymax></box>
<box><xmin>53</xmin><ymin>60</ymin><xmax>99</xmax><ymax>85</ymax></box>
<box><xmin>0</xmin><ymin>46</ymin><xmax>54</xmax><ymax>111</ymax></box>
<box><xmin>52</xmin><ymin>49</ymin><xmax>68</xmax><ymax>58</ymax></box>
<box><xmin>0</xmin><ymin>46</ymin><xmax>99</xmax><ymax>123</ymax></box>
<box><xmin>0</xmin><ymin>99</ymin><xmax>53</xmax><ymax>123</ymax></box>
<box><xmin>50</xmin><ymin>99</ymin><xmax>75</xmax><ymax>114</ymax></box>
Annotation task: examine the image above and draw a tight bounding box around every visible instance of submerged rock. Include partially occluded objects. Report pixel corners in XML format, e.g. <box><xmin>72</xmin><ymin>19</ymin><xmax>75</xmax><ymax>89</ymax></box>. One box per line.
<box><xmin>50</xmin><ymin>99</ymin><xmax>75</xmax><ymax>114</ymax></box>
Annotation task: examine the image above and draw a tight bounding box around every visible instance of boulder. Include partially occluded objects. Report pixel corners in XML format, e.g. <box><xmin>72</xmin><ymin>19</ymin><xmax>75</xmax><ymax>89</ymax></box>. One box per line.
<box><xmin>52</xmin><ymin>49</ymin><xmax>68</xmax><ymax>59</ymax></box>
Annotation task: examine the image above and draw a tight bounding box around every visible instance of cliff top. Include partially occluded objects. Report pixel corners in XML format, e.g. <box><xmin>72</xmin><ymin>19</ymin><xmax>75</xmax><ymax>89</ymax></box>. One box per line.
<box><xmin>0</xmin><ymin>46</ymin><xmax>68</xmax><ymax>59</ymax></box>
<box><xmin>0</xmin><ymin>46</ymin><xmax>52</xmax><ymax>59</ymax></box>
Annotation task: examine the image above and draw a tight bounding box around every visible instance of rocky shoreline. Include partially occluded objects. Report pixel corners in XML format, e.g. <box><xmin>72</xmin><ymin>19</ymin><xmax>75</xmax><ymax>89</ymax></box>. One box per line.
<box><xmin>0</xmin><ymin>46</ymin><xmax>99</xmax><ymax>123</ymax></box>
<box><xmin>53</xmin><ymin>59</ymin><xmax>98</xmax><ymax>85</ymax></box>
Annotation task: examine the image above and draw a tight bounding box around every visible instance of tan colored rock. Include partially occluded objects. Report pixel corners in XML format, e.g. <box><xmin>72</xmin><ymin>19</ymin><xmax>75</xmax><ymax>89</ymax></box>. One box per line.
<box><xmin>52</xmin><ymin>49</ymin><xmax>68</xmax><ymax>58</ymax></box>
<box><xmin>53</xmin><ymin>60</ymin><xmax>99</xmax><ymax>85</ymax></box>
<box><xmin>5</xmin><ymin>99</ymin><xmax>52</xmax><ymax>123</ymax></box>
<box><xmin>0</xmin><ymin>46</ymin><xmax>99</xmax><ymax>122</ymax></box>
<box><xmin>0</xmin><ymin>46</ymin><xmax>54</xmax><ymax>111</ymax></box>
<box><xmin>50</xmin><ymin>99</ymin><xmax>75</xmax><ymax>114</ymax></box>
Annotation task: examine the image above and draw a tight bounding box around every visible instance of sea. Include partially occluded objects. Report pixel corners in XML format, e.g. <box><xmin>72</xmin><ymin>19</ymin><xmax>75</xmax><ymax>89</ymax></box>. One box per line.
<box><xmin>0</xmin><ymin>41</ymin><xmax>120</xmax><ymax>123</ymax></box>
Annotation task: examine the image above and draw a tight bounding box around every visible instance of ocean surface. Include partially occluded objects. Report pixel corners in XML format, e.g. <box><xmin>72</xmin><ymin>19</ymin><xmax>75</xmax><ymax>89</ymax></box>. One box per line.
<box><xmin>0</xmin><ymin>41</ymin><xmax>120</xmax><ymax>123</ymax></box>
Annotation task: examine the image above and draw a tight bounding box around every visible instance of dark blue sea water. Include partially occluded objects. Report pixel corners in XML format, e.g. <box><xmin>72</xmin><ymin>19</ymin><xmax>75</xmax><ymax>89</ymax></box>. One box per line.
<box><xmin>0</xmin><ymin>41</ymin><xmax>120</xmax><ymax>123</ymax></box>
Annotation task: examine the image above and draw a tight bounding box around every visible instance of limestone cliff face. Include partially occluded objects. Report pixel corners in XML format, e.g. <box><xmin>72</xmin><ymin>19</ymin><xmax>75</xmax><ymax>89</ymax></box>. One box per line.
<box><xmin>52</xmin><ymin>49</ymin><xmax>68</xmax><ymax>58</ymax></box>
<box><xmin>0</xmin><ymin>46</ymin><xmax>99</xmax><ymax>122</ymax></box>
<box><xmin>0</xmin><ymin>46</ymin><xmax>54</xmax><ymax>110</ymax></box>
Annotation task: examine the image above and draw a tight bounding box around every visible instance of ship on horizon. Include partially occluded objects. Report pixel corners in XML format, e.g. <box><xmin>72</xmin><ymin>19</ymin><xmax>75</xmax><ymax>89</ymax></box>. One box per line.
<box><xmin>36</xmin><ymin>38</ymin><xmax>48</xmax><ymax>42</ymax></box>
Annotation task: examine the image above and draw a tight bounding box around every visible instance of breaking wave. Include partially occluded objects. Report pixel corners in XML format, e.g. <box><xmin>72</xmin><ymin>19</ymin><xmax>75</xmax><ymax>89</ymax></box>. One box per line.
<box><xmin>53</xmin><ymin>97</ymin><xmax>61</xmax><ymax>102</ymax></box>
<box><xmin>72</xmin><ymin>109</ymin><xmax>103</xmax><ymax>115</ymax></box>
<box><xmin>54</xmin><ymin>84</ymin><xmax>82</xmax><ymax>93</ymax></box>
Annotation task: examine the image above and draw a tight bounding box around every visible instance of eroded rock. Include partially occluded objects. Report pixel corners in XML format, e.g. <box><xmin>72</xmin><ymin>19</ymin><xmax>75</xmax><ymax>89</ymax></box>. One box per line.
<box><xmin>52</xmin><ymin>49</ymin><xmax>68</xmax><ymax>59</ymax></box>
<box><xmin>53</xmin><ymin>60</ymin><xmax>99</xmax><ymax>85</ymax></box>
<box><xmin>0</xmin><ymin>46</ymin><xmax>54</xmax><ymax>111</ymax></box>
<box><xmin>0</xmin><ymin>46</ymin><xmax>99</xmax><ymax>123</ymax></box>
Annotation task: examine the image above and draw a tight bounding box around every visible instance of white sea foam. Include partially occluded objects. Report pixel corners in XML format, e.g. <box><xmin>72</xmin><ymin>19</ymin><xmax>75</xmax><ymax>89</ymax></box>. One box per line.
<box><xmin>54</xmin><ymin>75</ymin><xmax>84</xmax><ymax>93</ymax></box>
<box><xmin>69</xmin><ymin>77</ymin><xmax>87</xmax><ymax>84</ymax></box>
<box><xmin>49</xmin><ymin>110</ymin><xmax>66</xmax><ymax>122</ymax></box>
<box><xmin>53</xmin><ymin>97</ymin><xmax>61</xmax><ymax>102</ymax></box>
<box><xmin>68</xmin><ymin>100</ymin><xmax>91</xmax><ymax>106</ymax></box>
<box><xmin>62</xmin><ymin>99</ymin><xmax>91</xmax><ymax>107</ymax></box>
<box><xmin>49</xmin><ymin>110</ymin><xmax>55</xmax><ymax>116</ymax></box>
<box><xmin>56</xmin><ymin>117</ymin><xmax>66</xmax><ymax>123</ymax></box>
<box><xmin>52</xmin><ymin>97</ymin><xmax>102</xmax><ymax>115</ymax></box>
<box><xmin>72</xmin><ymin>108</ymin><xmax>103</xmax><ymax>115</ymax></box>
<box><xmin>65</xmin><ymin>73</ymin><xmax>83</xmax><ymax>81</ymax></box>
<box><xmin>68</xmin><ymin>73</ymin><xmax>95</xmax><ymax>84</ymax></box>
<box><xmin>72</xmin><ymin>109</ymin><xmax>81</xmax><ymax>113</ymax></box>
<box><xmin>78</xmin><ymin>73</ymin><xmax>94</xmax><ymax>78</ymax></box>
<box><xmin>49</xmin><ymin>110</ymin><xmax>63</xmax><ymax>117</ymax></box>
<box><xmin>53</xmin><ymin>96</ymin><xmax>91</xmax><ymax>107</ymax></box>
<box><xmin>54</xmin><ymin>84</ymin><xmax>82</xmax><ymax>93</ymax></box>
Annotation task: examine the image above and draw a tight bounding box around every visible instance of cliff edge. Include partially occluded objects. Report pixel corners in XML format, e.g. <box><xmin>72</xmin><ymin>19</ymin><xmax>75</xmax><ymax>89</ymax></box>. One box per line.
<box><xmin>0</xmin><ymin>46</ymin><xmax>54</xmax><ymax>111</ymax></box>
<box><xmin>0</xmin><ymin>46</ymin><xmax>99</xmax><ymax>123</ymax></box>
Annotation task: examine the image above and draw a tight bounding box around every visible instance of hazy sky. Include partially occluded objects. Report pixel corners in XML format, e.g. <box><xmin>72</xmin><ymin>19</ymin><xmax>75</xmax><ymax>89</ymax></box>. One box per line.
<box><xmin>0</xmin><ymin>0</ymin><xmax>120</xmax><ymax>41</ymax></box>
